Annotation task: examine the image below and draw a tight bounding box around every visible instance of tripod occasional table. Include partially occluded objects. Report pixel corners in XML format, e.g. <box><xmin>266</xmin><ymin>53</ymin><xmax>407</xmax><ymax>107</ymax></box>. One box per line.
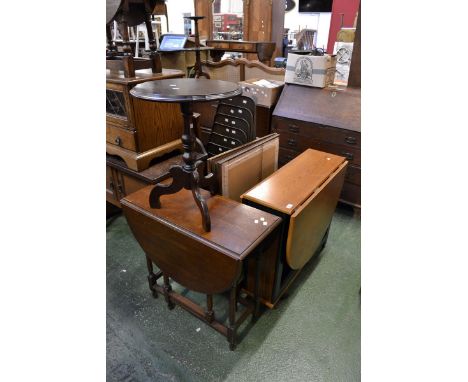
<box><xmin>130</xmin><ymin>78</ymin><xmax>242</xmax><ymax>232</ymax></box>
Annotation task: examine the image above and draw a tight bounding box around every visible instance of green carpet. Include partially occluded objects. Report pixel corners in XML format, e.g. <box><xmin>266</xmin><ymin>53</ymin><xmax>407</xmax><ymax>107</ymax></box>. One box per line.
<box><xmin>106</xmin><ymin>205</ymin><xmax>360</xmax><ymax>382</ymax></box>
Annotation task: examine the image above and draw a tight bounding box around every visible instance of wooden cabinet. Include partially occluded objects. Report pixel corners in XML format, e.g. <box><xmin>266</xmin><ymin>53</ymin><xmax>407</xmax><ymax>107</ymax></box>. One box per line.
<box><xmin>106</xmin><ymin>68</ymin><xmax>185</xmax><ymax>171</ymax></box>
<box><xmin>272</xmin><ymin>84</ymin><xmax>361</xmax><ymax>208</ymax></box>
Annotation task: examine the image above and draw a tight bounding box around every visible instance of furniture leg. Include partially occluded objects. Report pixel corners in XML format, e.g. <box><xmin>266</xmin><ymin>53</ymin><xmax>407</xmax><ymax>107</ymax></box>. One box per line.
<box><xmin>146</xmin><ymin>256</ymin><xmax>158</xmax><ymax>298</ymax></box>
<box><xmin>205</xmin><ymin>295</ymin><xmax>214</xmax><ymax>323</ymax></box>
<box><xmin>190</xmin><ymin>169</ymin><xmax>211</xmax><ymax>231</ymax></box>
<box><xmin>228</xmin><ymin>285</ymin><xmax>237</xmax><ymax>351</ymax></box>
<box><xmin>163</xmin><ymin>274</ymin><xmax>175</xmax><ymax>310</ymax></box>
<box><xmin>253</xmin><ymin>252</ymin><xmax>261</xmax><ymax>322</ymax></box>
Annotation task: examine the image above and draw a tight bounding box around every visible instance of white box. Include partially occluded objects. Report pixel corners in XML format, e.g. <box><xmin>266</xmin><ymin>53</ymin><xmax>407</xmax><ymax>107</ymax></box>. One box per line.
<box><xmin>285</xmin><ymin>53</ymin><xmax>336</xmax><ymax>88</ymax></box>
<box><xmin>239</xmin><ymin>79</ymin><xmax>284</xmax><ymax>107</ymax></box>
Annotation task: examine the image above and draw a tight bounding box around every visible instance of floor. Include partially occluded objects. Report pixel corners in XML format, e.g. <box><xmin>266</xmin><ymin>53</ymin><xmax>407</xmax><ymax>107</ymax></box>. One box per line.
<box><xmin>106</xmin><ymin>204</ymin><xmax>361</xmax><ymax>382</ymax></box>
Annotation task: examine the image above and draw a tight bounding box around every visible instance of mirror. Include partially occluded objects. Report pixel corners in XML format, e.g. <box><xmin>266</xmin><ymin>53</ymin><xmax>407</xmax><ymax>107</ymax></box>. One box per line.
<box><xmin>212</xmin><ymin>0</ymin><xmax>244</xmax><ymax>40</ymax></box>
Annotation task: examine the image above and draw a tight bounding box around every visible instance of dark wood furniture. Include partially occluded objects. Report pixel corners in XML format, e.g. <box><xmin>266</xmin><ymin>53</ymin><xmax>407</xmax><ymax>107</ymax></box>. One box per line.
<box><xmin>106</xmin><ymin>153</ymin><xmax>180</xmax><ymax>207</ymax></box>
<box><xmin>272</xmin><ymin>84</ymin><xmax>361</xmax><ymax>209</ymax></box>
<box><xmin>129</xmin><ymin>78</ymin><xmax>242</xmax><ymax>232</ymax></box>
<box><xmin>106</xmin><ymin>68</ymin><xmax>185</xmax><ymax>171</ymax></box>
<box><xmin>121</xmin><ymin>186</ymin><xmax>282</xmax><ymax>350</ymax></box>
<box><xmin>241</xmin><ymin>149</ymin><xmax>348</xmax><ymax>307</ymax></box>
<box><xmin>206</xmin><ymin>40</ymin><xmax>276</xmax><ymax>65</ymax></box>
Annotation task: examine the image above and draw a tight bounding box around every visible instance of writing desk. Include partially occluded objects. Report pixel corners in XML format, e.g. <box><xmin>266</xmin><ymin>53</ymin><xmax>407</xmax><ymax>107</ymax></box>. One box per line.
<box><xmin>121</xmin><ymin>186</ymin><xmax>281</xmax><ymax>350</ymax></box>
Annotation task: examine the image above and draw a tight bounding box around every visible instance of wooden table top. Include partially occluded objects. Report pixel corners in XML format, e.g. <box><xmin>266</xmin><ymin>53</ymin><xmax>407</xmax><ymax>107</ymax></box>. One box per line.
<box><xmin>129</xmin><ymin>78</ymin><xmax>242</xmax><ymax>103</ymax></box>
<box><xmin>122</xmin><ymin>186</ymin><xmax>281</xmax><ymax>260</ymax></box>
<box><xmin>242</xmin><ymin>149</ymin><xmax>345</xmax><ymax>215</ymax></box>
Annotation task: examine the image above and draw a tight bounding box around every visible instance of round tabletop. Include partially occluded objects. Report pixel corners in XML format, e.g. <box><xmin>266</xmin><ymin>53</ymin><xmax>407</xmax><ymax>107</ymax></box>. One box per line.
<box><xmin>130</xmin><ymin>79</ymin><xmax>242</xmax><ymax>103</ymax></box>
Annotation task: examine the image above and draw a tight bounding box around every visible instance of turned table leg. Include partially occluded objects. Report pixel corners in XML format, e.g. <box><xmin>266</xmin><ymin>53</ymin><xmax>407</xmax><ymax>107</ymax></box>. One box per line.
<box><xmin>163</xmin><ymin>274</ymin><xmax>175</xmax><ymax>310</ymax></box>
<box><xmin>146</xmin><ymin>256</ymin><xmax>158</xmax><ymax>298</ymax></box>
<box><xmin>228</xmin><ymin>285</ymin><xmax>238</xmax><ymax>351</ymax></box>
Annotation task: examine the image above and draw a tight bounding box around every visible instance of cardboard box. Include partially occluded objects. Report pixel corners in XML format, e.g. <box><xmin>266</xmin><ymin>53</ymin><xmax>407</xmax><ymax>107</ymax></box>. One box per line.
<box><xmin>239</xmin><ymin>79</ymin><xmax>284</xmax><ymax>107</ymax></box>
<box><xmin>285</xmin><ymin>53</ymin><xmax>336</xmax><ymax>88</ymax></box>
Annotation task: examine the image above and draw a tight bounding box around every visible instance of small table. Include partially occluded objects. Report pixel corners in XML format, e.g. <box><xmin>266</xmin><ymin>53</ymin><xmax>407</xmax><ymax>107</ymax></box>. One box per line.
<box><xmin>130</xmin><ymin>78</ymin><xmax>242</xmax><ymax>232</ymax></box>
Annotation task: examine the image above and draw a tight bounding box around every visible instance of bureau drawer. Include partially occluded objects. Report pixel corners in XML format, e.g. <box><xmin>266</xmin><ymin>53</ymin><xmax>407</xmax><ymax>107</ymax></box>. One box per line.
<box><xmin>230</xmin><ymin>42</ymin><xmax>255</xmax><ymax>51</ymax></box>
<box><xmin>273</xmin><ymin>117</ymin><xmax>360</xmax><ymax>149</ymax></box>
<box><xmin>278</xmin><ymin>131</ymin><xmax>322</xmax><ymax>152</ymax></box>
<box><xmin>278</xmin><ymin>131</ymin><xmax>360</xmax><ymax>167</ymax></box>
<box><xmin>106</xmin><ymin>123</ymin><xmax>137</xmax><ymax>151</ymax></box>
<box><xmin>319</xmin><ymin>141</ymin><xmax>360</xmax><ymax>167</ymax></box>
<box><xmin>344</xmin><ymin>164</ymin><xmax>361</xmax><ymax>185</ymax></box>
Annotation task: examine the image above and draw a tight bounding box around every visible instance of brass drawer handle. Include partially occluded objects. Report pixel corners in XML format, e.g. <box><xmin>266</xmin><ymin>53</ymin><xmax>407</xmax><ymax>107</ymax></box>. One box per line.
<box><xmin>345</xmin><ymin>136</ymin><xmax>357</xmax><ymax>145</ymax></box>
<box><xmin>287</xmin><ymin>138</ymin><xmax>297</xmax><ymax>147</ymax></box>
<box><xmin>342</xmin><ymin>152</ymin><xmax>354</xmax><ymax>161</ymax></box>
<box><xmin>288</xmin><ymin>124</ymin><xmax>299</xmax><ymax>133</ymax></box>
<box><xmin>115</xmin><ymin>137</ymin><xmax>122</xmax><ymax>146</ymax></box>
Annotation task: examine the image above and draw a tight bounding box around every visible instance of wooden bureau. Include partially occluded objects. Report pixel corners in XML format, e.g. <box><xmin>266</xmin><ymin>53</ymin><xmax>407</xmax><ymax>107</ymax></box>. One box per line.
<box><xmin>106</xmin><ymin>68</ymin><xmax>185</xmax><ymax>171</ymax></box>
<box><xmin>272</xmin><ymin>84</ymin><xmax>361</xmax><ymax>209</ymax></box>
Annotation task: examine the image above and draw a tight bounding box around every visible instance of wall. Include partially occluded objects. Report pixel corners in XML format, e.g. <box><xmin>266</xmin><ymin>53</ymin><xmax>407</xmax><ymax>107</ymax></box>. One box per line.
<box><xmin>284</xmin><ymin>3</ymin><xmax>331</xmax><ymax>50</ymax></box>
<box><xmin>326</xmin><ymin>0</ymin><xmax>360</xmax><ymax>53</ymax></box>
<box><xmin>166</xmin><ymin>0</ymin><xmax>195</xmax><ymax>34</ymax></box>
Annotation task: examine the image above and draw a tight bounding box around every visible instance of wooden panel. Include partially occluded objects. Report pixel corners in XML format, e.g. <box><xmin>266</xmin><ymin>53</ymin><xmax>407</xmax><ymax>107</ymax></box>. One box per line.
<box><xmin>242</xmin><ymin>149</ymin><xmax>345</xmax><ymax>215</ymax></box>
<box><xmin>131</xmin><ymin>98</ymin><xmax>184</xmax><ymax>152</ymax></box>
<box><xmin>230</xmin><ymin>42</ymin><xmax>255</xmax><ymax>51</ymax></box>
<box><xmin>106</xmin><ymin>114</ymin><xmax>129</xmax><ymax>129</ymax></box>
<box><xmin>123</xmin><ymin>204</ymin><xmax>242</xmax><ymax>294</ymax></box>
<box><xmin>273</xmin><ymin>85</ymin><xmax>361</xmax><ymax>132</ymax></box>
<box><xmin>194</xmin><ymin>0</ymin><xmax>213</xmax><ymax>40</ymax></box>
<box><xmin>210</xmin><ymin>42</ymin><xmax>230</xmax><ymax>49</ymax></box>
<box><xmin>106</xmin><ymin>123</ymin><xmax>137</xmax><ymax>151</ymax></box>
<box><xmin>245</xmin><ymin>0</ymin><xmax>272</xmax><ymax>42</ymax></box>
<box><xmin>286</xmin><ymin>162</ymin><xmax>347</xmax><ymax>269</ymax></box>
<box><xmin>256</xmin><ymin>105</ymin><xmax>272</xmax><ymax>138</ymax></box>
<box><xmin>271</xmin><ymin>0</ymin><xmax>285</xmax><ymax>60</ymax></box>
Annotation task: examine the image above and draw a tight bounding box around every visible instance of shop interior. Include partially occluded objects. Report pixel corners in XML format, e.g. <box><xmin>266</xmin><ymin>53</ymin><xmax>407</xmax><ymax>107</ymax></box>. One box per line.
<box><xmin>106</xmin><ymin>0</ymin><xmax>361</xmax><ymax>380</ymax></box>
